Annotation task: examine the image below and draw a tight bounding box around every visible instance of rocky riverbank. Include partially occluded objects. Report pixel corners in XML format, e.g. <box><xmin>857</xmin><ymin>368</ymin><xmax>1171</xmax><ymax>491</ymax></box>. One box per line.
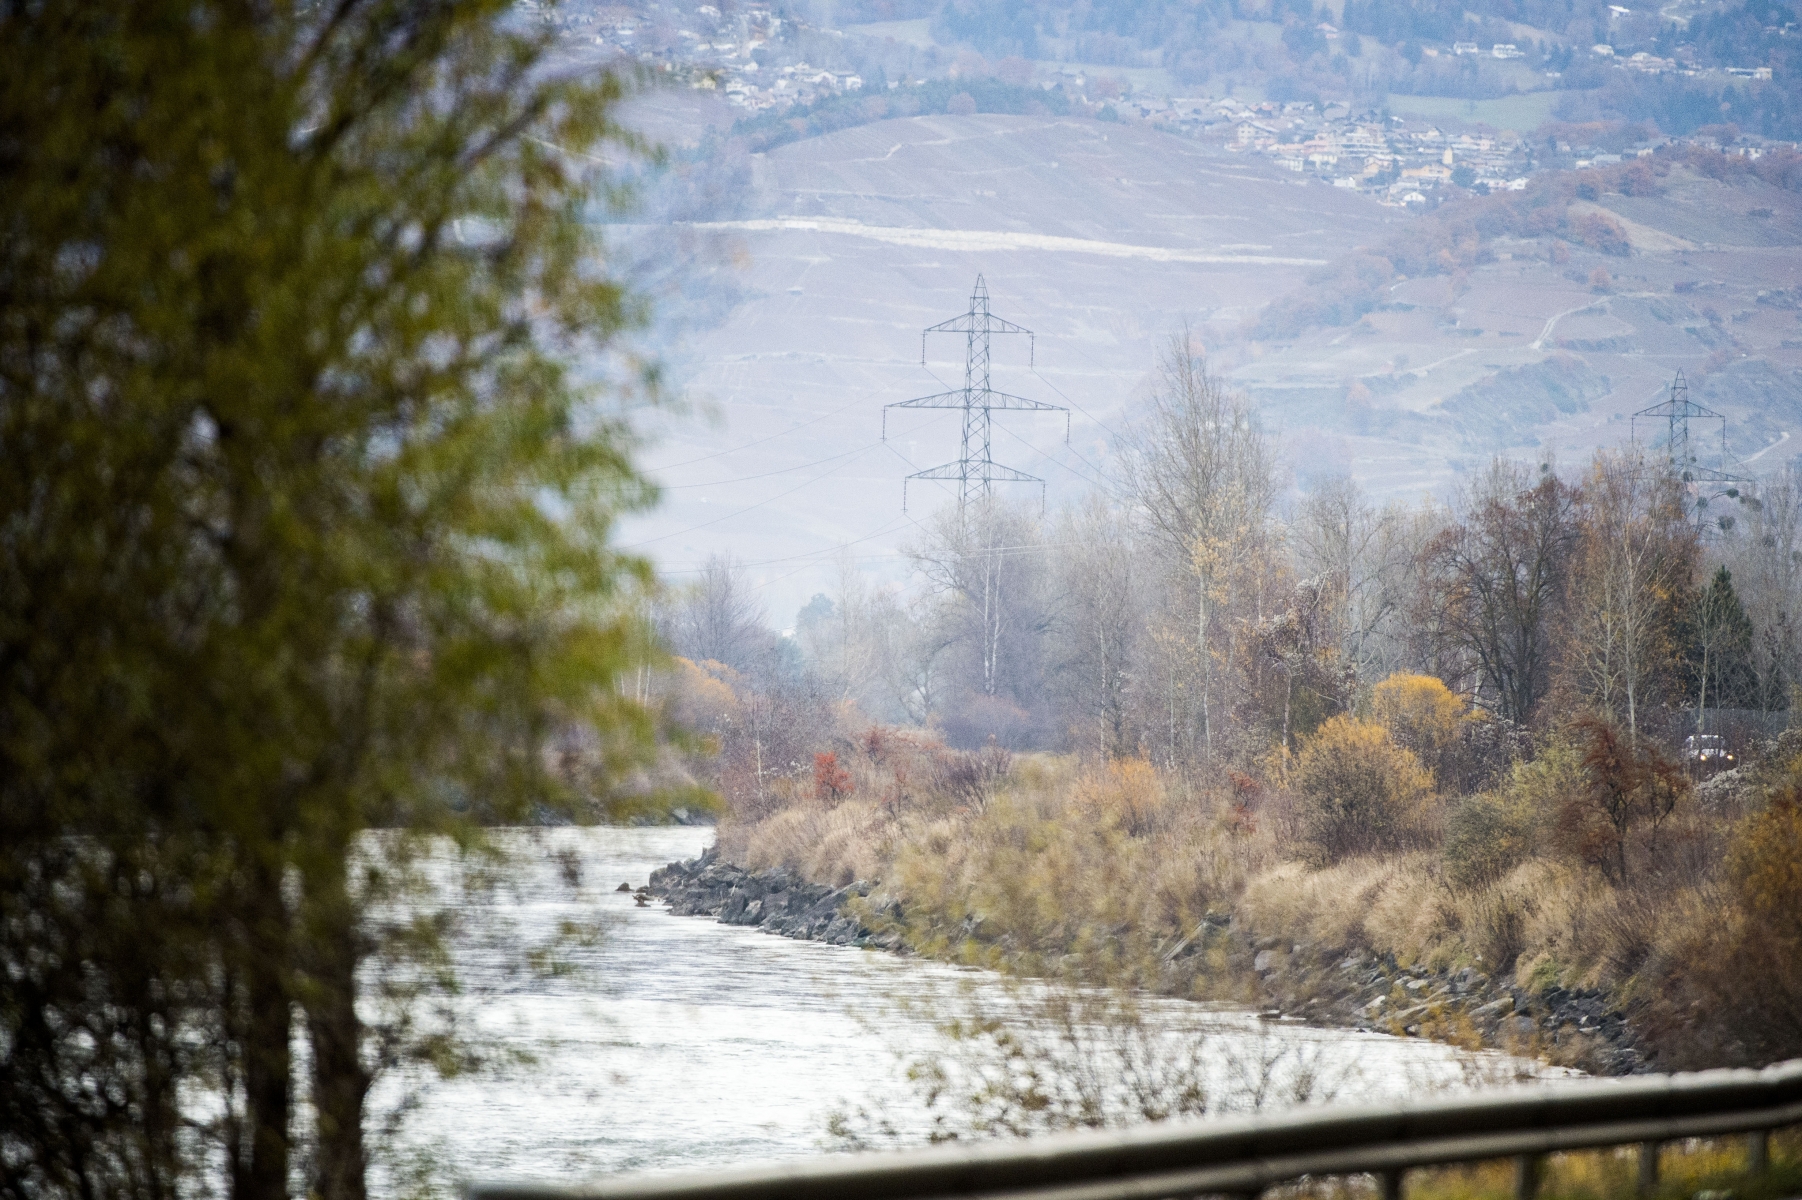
<box><xmin>647</xmin><ymin>849</ymin><xmax>1648</xmax><ymax>1075</ymax></box>
<box><xmin>647</xmin><ymin>847</ymin><xmax>908</xmax><ymax>951</ymax></box>
<box><xmin>1226</xmin><ymin>937</ymin><xmax>1649</xmax><ymax>1075</ymax></box>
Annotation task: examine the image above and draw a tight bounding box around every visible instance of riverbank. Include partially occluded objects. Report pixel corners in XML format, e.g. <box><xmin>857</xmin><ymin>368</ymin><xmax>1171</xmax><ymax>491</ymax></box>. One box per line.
<box><xmin>647</xmin><ymin>846</ymin><xmax>1649</xmax><ymax>1076</ymax></box>
<box><xmin>1220</xmin><ymin>936</ymin><xmax>1646</xmax><ymax>1076</ymax></box>
<box><xmin>648</xmin><ymin>846</ymin><xmax>907</xmax><ymax>950</ymax></box>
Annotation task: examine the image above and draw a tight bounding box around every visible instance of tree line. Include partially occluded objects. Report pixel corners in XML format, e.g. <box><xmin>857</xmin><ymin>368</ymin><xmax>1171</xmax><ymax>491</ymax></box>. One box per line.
<box><xmin>661</xmin><ymin>334</ymin><xmax>1799</xmax><ymax>805</ymax></box>
<box><xmin>667</xmin><ymin>338</ymin><xmax>1802</xmax><ymax>1069</ymax></box>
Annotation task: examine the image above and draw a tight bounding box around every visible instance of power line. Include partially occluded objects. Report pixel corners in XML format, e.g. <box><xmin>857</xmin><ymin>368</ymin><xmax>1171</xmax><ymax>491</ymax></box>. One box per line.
<box><xmin>658</xmin><ymin>512</ymin><xmax>917</xmax><ymax>576</ymax></box>
<box><xmin>1631</xmin><ymin>368</ymin><xmax>1751</xmax><ymax>531</ymax></box>
<box><xmin>1028</xmin><ymin>365</ymin><xmax>1130</xmax><ymax>487</ymax></box>
<box><xmin>650</xmin><ymin>392</ymin><xmax>869</xmax><ymax>471</ymax></box>
<box><xmin>917</xmin><ymin>359</ymin><xmax>1120</xmax><ymax>498</ymax></box>
<box><xmin>622</xmin><ymin>441</ymin><xmax>887</xmax><ymax>548</ymax></box>
<box><xmin>992</xmin><ymin>419</ymin><xmax>1117</xmax><ymax>496</ymax></box>
<box><xmin>1030</xmin><ymin>363</ymin><xmax>1127</xmax><ymax>445</ymax></box>
<box><xmin>663</xmin><ymin>440</ymin><xmax>879</xmax><ymax>488</ymax></box>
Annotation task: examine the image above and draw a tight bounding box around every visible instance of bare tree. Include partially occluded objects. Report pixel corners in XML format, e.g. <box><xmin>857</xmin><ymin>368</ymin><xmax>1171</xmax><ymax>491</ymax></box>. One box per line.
<box><xmin>1048</xmin><ymin>497</ymin><xmax>1141</xmax><ymax>759</ymax></box>
<box><xmin>897</xmin><ymin>592</ymin><xmax>961</xmax><ymax>726</ymax></box>
<box><xmin>909</xmin><ymin>497</ymin><xmax>1049</xmax><ymax>711</ymax></box>
<box><xmin>1124</xmin><ymin>333</ymin><xmax>1279</xmax><ymax>762</ymax></box>
<box><xmin>667</xmin><ymin>554</ymin><xmax>778</xmax><ymax>677</ymax></box>
<box><xmin>1289</xmin><ymin>477</ymin><xmax>1422</xmax><ymax>688</ymax></box>
<box><xmin>1562</xmin><ymin>451</ymin><xmax>1694</xmax><ymax>739</ymax></box>
<box><xmin>1426</xmin><ymin>461</ymin><xmax>1579</xmax><ymax>726</ymax></box>
<box><xmin>797</xmin><ymin>556</ymin><xmax>912</xmax><ymax>721</ymax></box>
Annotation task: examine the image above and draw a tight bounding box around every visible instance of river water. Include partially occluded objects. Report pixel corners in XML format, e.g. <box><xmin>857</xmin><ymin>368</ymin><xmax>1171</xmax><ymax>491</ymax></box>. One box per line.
<box><xmin>376</xmin><ymin>827</ymin><xmax>1553</xmax><ymax>1194</ymax></box>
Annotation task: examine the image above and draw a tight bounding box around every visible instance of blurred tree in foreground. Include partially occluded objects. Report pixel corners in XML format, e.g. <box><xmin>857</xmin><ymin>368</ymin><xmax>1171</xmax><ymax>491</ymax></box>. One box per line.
<box><xmin>0</xmin><ymin>4</ymin><xmax>667</xmax><ymax>1199</ymax></box>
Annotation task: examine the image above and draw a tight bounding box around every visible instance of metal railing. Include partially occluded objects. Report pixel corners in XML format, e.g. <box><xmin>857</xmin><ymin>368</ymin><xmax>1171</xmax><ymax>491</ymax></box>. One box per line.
<box><xmin>467</xmin><ymin>1060</ymin><xmax>1802</xmax><ymax>1200</ymax></box>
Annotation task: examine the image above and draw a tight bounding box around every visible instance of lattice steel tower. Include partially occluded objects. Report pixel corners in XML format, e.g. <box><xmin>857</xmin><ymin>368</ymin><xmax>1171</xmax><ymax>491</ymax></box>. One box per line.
<box><xmin>1632</xmin><ymin>370</ymin><xmax>1726</xmax><ymax>477</ymax></box>
<box><xmin>1631</xmin><ymin>369</ymin><xmax>1748</xmax><ymax>529</ymax></box>
<box><xmin>883</xmin><ymin>275</ymin><xmax>1067</xmax><ymax>511</ymax></box>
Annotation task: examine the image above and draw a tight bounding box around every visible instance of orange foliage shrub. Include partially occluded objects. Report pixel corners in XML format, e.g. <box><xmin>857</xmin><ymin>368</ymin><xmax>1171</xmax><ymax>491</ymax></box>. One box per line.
<box><xmin>813</xmin><ymin>751</ymin><xmax>853</xmax><ymax>805</ymax></box>
<box><xmin>1074</xmin><ymin>757</ymin><xmax>1165</xmax><ymax>836</ymax></box>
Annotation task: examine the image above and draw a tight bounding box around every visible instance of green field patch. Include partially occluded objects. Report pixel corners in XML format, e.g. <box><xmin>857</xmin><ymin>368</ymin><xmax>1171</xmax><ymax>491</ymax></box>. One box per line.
<box><xmin>1384</xmin><ymin>91</ymin><xmax>1564</xmax><ymax>132</ymax></box>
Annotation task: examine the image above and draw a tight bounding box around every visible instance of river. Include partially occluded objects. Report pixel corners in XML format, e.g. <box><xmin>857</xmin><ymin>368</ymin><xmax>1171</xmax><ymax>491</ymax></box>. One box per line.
<box><xmin>374</xmin><ymin>826</ymin><xmax>1554</xmax><ymax>1194</ymax></box>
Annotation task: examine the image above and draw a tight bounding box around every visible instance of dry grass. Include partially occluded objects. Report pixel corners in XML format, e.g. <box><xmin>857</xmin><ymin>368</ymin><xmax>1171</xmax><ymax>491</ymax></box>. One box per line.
<box><xmin>705</xmin><ymin>705</ymin><xmax>1802</xmax><ymax>1067</ymax></box>
<box><xmin>723</xmin><ymin>798</ymin><xmax>895</xmax><ymax>884</ymax></box>
<box><xmin>1295</xmin><ymin>1129</ymin><xmax>1802</xmax><ymax>1200</ymax></box>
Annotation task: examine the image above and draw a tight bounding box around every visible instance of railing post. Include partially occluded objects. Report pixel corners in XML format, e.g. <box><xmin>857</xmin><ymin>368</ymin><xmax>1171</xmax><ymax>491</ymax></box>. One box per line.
<box><xmin>1381</xmin><ymin>1168</ymin><xmax>1406</xmax><ymax>1200</ymax></box>
<box><xmin>1515</xmin><ymin>1154</ymin><xmax>1542</xmax><ymax>1200</ymax></box>
<box><xmin>1638</xmin><ymin>1141</ymin><xmax>1660</xmax><ymax>1192</ymax></box>
<box><xmin>1747</xmin><ymin>1129</ymin><xmax>1770</xmax><ymax>1174</ymax></box>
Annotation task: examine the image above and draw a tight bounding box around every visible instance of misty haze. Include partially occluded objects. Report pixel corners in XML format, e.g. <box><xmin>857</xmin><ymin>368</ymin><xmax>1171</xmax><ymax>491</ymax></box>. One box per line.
<box><xmin>5</xmin><ymin>4</ymin><xmax>1802</xmax><ymax>1200</ymax></box>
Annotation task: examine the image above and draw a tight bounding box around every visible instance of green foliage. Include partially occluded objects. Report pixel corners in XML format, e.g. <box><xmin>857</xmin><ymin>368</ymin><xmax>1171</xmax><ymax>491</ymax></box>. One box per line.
<box><xmin>1503</xmin><ymin>738</ymin><xmax>1586</xmax><ymax>820</ymax></box>
<box><xmin>1443</xmin><ymin>791</ymin><xmax>1536</xmax><ymax>889</ymax></box>
<box><xmin>1689</xmin><ymin>564</ymin><xmax>1759</xmax><ymax>710</ymax></box>
<box><xmin>0</xmin><ymin>4</ymin><xmax>666</xmax><ymax>1197</ymax></box>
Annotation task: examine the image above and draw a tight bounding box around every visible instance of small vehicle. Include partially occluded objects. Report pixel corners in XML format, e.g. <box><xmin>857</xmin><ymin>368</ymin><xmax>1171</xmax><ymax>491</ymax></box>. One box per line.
<box><xmin>1682</xmin><ymin>734</ymin><xmax>1734</xmax><ymax>766</ymax></box>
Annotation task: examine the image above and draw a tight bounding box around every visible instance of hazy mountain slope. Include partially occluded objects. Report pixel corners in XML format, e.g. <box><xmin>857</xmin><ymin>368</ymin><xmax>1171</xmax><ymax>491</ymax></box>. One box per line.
<box><xmin>1227</xmin><ymin>159</ymin><xmax>1802</xmax><ymax>494</ymax></box>
<box><xmin>620</xmin><ymin>113</ymin><xmax>1400</xmax><ymax>613</ymax></box>
<box><xmin>615</xmin><ymin>115</ymin><xmax>1802</xmax><ymax>618</ymax></box>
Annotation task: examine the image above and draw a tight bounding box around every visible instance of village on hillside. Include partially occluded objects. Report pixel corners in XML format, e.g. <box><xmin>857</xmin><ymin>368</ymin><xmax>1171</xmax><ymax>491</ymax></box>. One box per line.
<box><xmin>529</xmin><ymin>0</ymin><xmax>1796</xmax><ymax>209</ymax></box>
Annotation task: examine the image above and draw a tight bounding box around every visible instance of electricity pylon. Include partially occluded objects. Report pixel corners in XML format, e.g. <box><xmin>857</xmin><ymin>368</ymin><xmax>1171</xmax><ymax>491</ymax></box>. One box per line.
<box><xmin>1631</xmin><ymin>369</ymin><xmax>1748</xmax><ymax>530</ymax></box>
<box><xmin>883</xmin><ymin>275</ymin><xmax>1067</xmax><ymax>512</ymax></box>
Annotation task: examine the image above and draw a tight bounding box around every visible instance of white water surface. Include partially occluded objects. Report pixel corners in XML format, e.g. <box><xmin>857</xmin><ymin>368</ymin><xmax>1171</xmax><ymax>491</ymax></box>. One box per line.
<box><xmin>377</xmin><ymin>826</ymin><xmax>1553</xmax><ymax>1193</ymax></box>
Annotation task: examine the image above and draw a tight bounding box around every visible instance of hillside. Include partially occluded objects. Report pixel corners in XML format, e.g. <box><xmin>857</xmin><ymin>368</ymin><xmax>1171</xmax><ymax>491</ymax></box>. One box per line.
<box><xmin>1230</xmin><ymin>153</ymin><xmax>1802</xmax><ymax>491</ymax></box>
<box><xmin>613</xmin><ymin>112</ymin><xmax>1802</xmax><ymax>615</ymax></box>
<box><xmin>617</xmin><ymin>112</ymin><xmax>1401</xmax><ymax>610</ymax></box>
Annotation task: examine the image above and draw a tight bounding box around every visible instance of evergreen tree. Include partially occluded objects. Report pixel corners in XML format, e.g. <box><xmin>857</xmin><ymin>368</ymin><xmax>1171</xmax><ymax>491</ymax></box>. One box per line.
<box><xmin>1692</xmin><ymin>565</ymin><xmax>1759</xmax><ymax>720</ymax></box>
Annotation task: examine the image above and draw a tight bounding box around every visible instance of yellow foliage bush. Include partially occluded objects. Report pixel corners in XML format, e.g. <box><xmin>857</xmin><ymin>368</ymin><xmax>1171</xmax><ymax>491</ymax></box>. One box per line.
<box><xmin>1292</xmin><ymin>715</ymin><xmax>1434</xmax><ymax>859</ymax></box>
<box><xmin>1369</xmin><ymin>672</ymin><xmax>1467</xmax><ymax>750</ymax></box>
<box><xmin>670</xmin><ymin>656</ymin><xmax>744</xmax><ymax>738</ymax></box>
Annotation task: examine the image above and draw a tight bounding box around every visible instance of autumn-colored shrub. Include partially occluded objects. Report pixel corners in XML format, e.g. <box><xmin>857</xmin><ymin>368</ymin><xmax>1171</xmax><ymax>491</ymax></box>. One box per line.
<box><xmin>1368</xmin><ymin>672</ymin><xmax>1470</xmax><ymax>783</ymax></box>
<box><xmin>1074</xmin><ymin>757</ymin><xmax>1165</xmax><ymax>835</ymax></box>
<box><xmin>1292</xmin><ymin>715</ymin><xmax>1434</xmax><ymax>860</ymax></box>
<box><xmin>813</xmin><ymin>751</ymin><xmax>853</xmax><ymax>805</ymax></box>
<box><xmin>1443</xmin><ymin>790</ymin><xmax>1536</xmax><ymax>889</ymax></box>
<box><xmin>1718</xmin><ymin>790</ymin><xmax>1802</xmax><ymax>1058</ymax></box>
<box><xmin>1560</xmin><ymin>718</ymin><xmax>1687</xmax><ymax>885</ymax></box>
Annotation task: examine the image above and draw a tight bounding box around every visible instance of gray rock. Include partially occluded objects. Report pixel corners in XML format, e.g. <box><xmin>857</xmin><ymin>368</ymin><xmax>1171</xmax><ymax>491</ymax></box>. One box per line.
<box><xmin>648</xmin><ymin>851</ymin><xmax>878</xmax><ymax>951</ymax></box>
